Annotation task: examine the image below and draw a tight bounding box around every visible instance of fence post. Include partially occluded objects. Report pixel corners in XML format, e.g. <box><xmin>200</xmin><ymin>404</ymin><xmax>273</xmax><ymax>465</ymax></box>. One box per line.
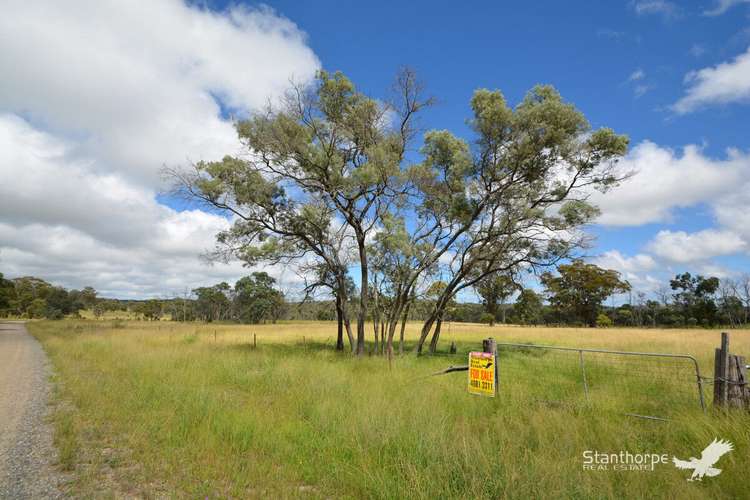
<box><xmin>483</xmin><ymin>338</ymin><xmax>498</xmax><ymax>396</ymax></box>
<box><xmin>714</xmin><ymin>332</ymin><xmax>730</xmax><ymax>408</ymax></box>
<box><xmin>727</xmin><ymin>354</ymin><xmax>748</xmax><ymax>410</ymax></box>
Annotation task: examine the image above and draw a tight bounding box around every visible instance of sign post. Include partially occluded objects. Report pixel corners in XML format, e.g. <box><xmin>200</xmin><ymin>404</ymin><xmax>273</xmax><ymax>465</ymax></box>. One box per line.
<box><xmin>468</xmin><ymin>350</ymin><xmax>497</xmax><ymax>397</ymax></box>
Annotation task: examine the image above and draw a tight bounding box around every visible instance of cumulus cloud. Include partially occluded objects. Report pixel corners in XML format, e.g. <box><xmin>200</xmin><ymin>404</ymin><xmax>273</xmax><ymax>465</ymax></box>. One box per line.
<box><xmin>590</xmin><ymin>142</ymin><xmax>750</xmax><ymax>284</ymax></box>
<box><xmin>591</xmin><ymin>250</ymin><xmax>661</xmax><ymax>292</ymax></box>
<box><xmin>0</xmin><ymin>0</ymin><xmax>320</xmax><ymax>297</ymax></box>
<box><xmin>593</xmin><ymin>250</ymin><xmax>657</xmax><ymax>273</ymax></box>
<box><xmin>0</xmin><ymin>0</ymin><xmax>318</xmax><ymax>186</ymax></box>
<box><xmin>672</xmin><ymin>47</ymin><xmax>750</xmax><ymax>114</ymax></box>
<box><xmin>592</xmin><ymin>141</ymin><xmax>750</xmax><ymax>226</ymax></box>
<box><xmin>646</xmin><ymin>229</ymin><xmax>747</xmax><ymax>263</ymax></box>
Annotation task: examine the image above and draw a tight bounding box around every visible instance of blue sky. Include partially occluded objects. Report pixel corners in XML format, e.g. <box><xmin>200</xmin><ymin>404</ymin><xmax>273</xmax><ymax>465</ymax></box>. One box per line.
<box><xmin>1</xmin><ymin>0</ymin><xmax>749</xmax><ymax>298</ymax></box>
<box><xmin>208</xmin><ymin>0</ymin><xmax>750</xmax><ymax>291</ymax></box>
<box><xmin>250</xmin><ymin>0</ymin><xmax>748</xmax><ymax>150</ymax></box>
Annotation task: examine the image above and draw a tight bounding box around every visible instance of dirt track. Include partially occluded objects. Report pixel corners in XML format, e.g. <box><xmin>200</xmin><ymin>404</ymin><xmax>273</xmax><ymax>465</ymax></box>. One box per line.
<box><xmin>0</xmin><ymin>322</ymin><xmax>63</xmax><ymax>498</ymax></box>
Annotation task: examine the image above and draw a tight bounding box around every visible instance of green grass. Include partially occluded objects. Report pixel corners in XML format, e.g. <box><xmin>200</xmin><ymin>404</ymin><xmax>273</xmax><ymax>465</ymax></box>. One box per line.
<box><xmin>29</xmin><ymin>320</ymin><xmax>750</xmax><ymax>499</ymax></box>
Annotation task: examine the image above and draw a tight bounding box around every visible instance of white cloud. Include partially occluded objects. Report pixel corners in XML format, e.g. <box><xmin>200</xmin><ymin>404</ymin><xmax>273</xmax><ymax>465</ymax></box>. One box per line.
<box><xmin>704</xmin><ymin>0</ymin><xmax>750</xmax><ymax>16</ymax></box>
<box><xmin>0</xmin><ymin>0</ymin><xmax>318</xmax><ymax>186</ymax></box>
<box><xmin>713</xmin><ymin>187</ymin><xmax>750</xmax><ymax>245</ymax></box>
<box><xmin>646</xmin><ymin>229</ymin><xmax>747</xmax><ymax>263</ymax></box>
<box><xmin>629</xmin><ymin>68</ymin><xmax>646</xmax><ymax>81</ymax></box>
<box><xmin>0</xmin><ymin>1</ymin><xmax>320</xmax><ymax>297</ymax></box>
<box><xmin>689</xmin><ymin>43</ymin><xmax>707</xmax><ymax>58</ymax></box>
<box><xmin>592</xmin><ymin>141</ymin><xmax>750</xmax><ymax>226</ymax></box>
<box><xmin>624</xmin><ymin>69</ymin><xmax>652</xmax><ymax>97</ymax></box>
<box><xmin>591</xmin><ymin>250</ymin><xmax>661</xmax><ymax>292</ymax></box>
<box><xmin>631</xmin><ymin>1</ymin><xmax>679</xmax><ymax>18</ymax></box>
<box><xmin>590</xmin><ymin>142</ymin><xmax>750</xmax><ymax>286</ymax></box>
<box><xmin>593</xmin><ymin>250</ymin><xmax>657</xmax><ymax>273</ymax></box>
<box><xmin>633</xmin><ymin>84</ymin><xmax>652</xmax><ymax>98</ymax></box>
<box><xmin>672</xmin><ymin>47</ymin><xmax>750</xmax><ymax>114</ymax></box>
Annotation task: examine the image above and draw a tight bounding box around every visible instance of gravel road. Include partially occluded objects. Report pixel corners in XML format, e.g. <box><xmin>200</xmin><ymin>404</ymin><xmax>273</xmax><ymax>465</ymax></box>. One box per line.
<box><xmin>0</xmin><ymin>321</ymin><xmax>64</xmax><ymax>499</ymax></box>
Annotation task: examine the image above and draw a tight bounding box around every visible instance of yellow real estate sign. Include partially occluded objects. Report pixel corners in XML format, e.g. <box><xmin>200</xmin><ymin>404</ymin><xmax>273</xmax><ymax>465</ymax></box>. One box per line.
<box><xmin>468</xmin><ymin>351</ymin><xmax>496</xmax><ymax>397</ymax></box>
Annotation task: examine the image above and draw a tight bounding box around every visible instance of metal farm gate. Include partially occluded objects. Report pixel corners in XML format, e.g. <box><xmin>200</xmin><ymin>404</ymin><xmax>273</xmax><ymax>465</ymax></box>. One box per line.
<box><xmin>493</xmin><ymin>342</ymin><xmax>706</xmax><ymax>420</ymax></box>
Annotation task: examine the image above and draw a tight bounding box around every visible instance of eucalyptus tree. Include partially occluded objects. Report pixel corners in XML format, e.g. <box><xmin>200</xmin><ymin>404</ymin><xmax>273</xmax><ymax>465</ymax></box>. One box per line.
<box><xmin>476</xmin><ymin>271</ymin><xmax>518</xmax><ymax>325</ymax></box>
<box><xmin>367</xmin><ymin>214</ymin><xmax>441</xmax><ymax>357</ymax></box>
<box><xmin>514</xmin><ymin>288</ymin><xmax>544</xmax><ymax>325</ymax></box>
<box><xmin>735</xmin><ymin>274</ymin><xmax>750</xmax><ymax>324</ymax></box>
<box><xmin>171</xmin><ymin>69</ymin><xmax>430</xmax><ymax>355</ymax></box>
<box><xmin>300</xmin><ymin>261</ymin><xmax>356</xmax><ymax>351</ymax></box>
<box><xmin>173</xmin><ymin>71</ymin><xmax>627</xmax><ymax>355</ymax></box>
<box><xmin>411</xmin><ymin>86</ymin><xmax>629</xmax><ymax>352</ymax></box>
<box><xmin>541</xmin><ymin>260</ymin><xmax>631</xmax><ymax>327</ymax></box>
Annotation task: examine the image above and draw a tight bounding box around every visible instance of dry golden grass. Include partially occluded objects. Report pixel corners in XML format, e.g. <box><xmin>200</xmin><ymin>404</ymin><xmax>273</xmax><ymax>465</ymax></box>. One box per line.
<box><xmin>29</xmin><ymin>319</ymin><xmax>750</xmax><ymax>499</ymax></box>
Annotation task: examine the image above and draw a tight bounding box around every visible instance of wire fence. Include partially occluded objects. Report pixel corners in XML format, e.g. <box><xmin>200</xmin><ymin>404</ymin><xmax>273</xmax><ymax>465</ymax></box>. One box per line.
<box><xmin>495</xmin><ymin>342</ymin><xmax>706</xmax><ymax>420</ymax></box>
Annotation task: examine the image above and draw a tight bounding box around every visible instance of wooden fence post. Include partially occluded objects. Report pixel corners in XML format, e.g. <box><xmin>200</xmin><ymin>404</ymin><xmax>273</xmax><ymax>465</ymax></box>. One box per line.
<box><xmin>727</xmin><ymin>354</ymin><xmax>748</xmax><ymax>410</ymax></box>
<box><xmin>713</xmin><ymin>332</ymin><xmax>729</xmax><ymax>407</ymax></box>
<box><xmin>483</xmin><ymin>337</ymin><xmax>499</xmax><ymax>396</ymax></box>
<box><xmin>714</xmin><ymin>331</ymin><xmax>750</xmax><ymax>410</ymax></box>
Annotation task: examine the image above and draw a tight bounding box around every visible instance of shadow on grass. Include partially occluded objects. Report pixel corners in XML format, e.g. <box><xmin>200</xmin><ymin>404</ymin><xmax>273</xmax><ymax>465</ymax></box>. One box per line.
<box><xmin>223</xmin><ymin>338</ymin><xmax>504</xmax><ymax>360</ymax></box>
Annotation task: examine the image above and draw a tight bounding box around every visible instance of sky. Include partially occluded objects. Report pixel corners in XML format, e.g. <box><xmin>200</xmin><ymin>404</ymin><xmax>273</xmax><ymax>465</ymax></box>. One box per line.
<box><xmin>1</xmin><ymin>0</ymin><xmax>749</xmax><ymax>299</ymax></box>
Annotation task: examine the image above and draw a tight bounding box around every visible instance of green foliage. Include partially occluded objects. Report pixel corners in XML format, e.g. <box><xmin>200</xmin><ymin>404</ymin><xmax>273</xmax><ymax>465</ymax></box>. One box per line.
<box><xmin>174</xmin><ymin>69</ymin><xmax>631</xmax><ymax>355</ymax></box>
<box><xmin>476</xmin><ymin>272</ymin><xmax>517</xmax><ymax>324</ymax></box>
<box><xmin>0</xmin><ymin>272</ymin><xmax>13</xmax><ymax>313</ymax></box>
<box><xmin>596</xmin><ymin>312</ymin><xmax>613</xmax><ymax>328</ymax></box>
<box><xmin>192</xmin><ymin>282</ymin><xmax>232</xmax><ymax>322</ymax></box>
<box><xmin>514</xmin><ymin>289</ymin><xmax>544</xmax><ymax>325</ymax></box>
<box><xmin>28</xmin><ymin>298</ymin><xmax>48</xmax><ymax>318</ymax></box>
<box><xmin>670</xmin><ymin>272</ymin><xmax>720</xmax><ymax>326</ymax></box>
<box><xmin>541</xmin><ymin>260</ymin><xmax>630</xmax><ymax>327</ymax></box>
<box><xmin>479</xmin><ymin>312</ymin><xmax>495</xmax><ymax>325</ymax></box>
<box><xmin>133</xmin><ymin>299</ymin><xmax>163</xmax><ymax>321</ymax></box>
<box><xmin>234</xmin><ymin>272</ymin><xmax>285</xmax><ymax>324</ymax></box>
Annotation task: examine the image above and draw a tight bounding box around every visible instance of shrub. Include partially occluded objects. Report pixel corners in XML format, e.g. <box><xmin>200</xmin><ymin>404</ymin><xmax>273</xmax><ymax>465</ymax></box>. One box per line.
<box><xmin>596</xmin><ymin>313</ymin><xmax>613</xmax><ymax>327</ymax></box>
<box><xmin>45</xmin><ymin>308</ymin><xmax>65</xmax><ymax>320</ymax></box>
<box><xmin>480</xmin><ymin>312</ymin><xmax>496</xmax><ymax>326</ymax></box>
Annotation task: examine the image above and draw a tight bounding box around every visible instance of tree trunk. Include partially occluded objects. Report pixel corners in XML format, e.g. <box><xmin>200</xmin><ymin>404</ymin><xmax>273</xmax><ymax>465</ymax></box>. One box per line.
<box><xmin>487</xmin><ymin>298</ymin><xmax>497</xmax><ymax>325</ymax></box>
<box><xmin>335</xmin><ymin>294</ymin><xmax>344</xmax><ymax>351</ymax></box>
<box><xmin>336</xmin><ymin>277</ymin><xmax>355</xmax><ymax>352</ymax></box>
<box><xmin>415</xmin><ymin>314</ymin><xmax>436</xmax><ymax>355</ymax></box>
<box><xmin>344</xmin><ymin>315</ymin><xmax>354</xmax><ymax>352</ymax></box>
<box><xmin>429</xmin><ymin>315</ymin><xmax>444</xmax><ymax>353</ymax></box>
<box><xmin>372</xmin><ymin>286</ymin><xmax>379</xmax><ymax>355</ymax></box>
<box><xmin>380</xmin><ymin>321</ymin><xmax>386</xmax><ymax>355</ymax></box>
<box><xmin>399</xmin><ymin>300</ymin><xmax>411</xmax><ymax>355</ymax></box>
<box><xmin>419</xmin><ymin>275</ymin><xmax>463</xmax><ymax>353</ymax></box>
<box><xmin>356</xmin><ymin>236</ymin><xmax>368</xmax><ymax>356</ymax></box>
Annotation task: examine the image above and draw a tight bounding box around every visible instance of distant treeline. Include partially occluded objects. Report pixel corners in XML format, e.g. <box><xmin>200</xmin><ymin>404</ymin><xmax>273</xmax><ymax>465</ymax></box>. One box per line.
<box><xmin>0</xmin><ymin>272</ymin><xmax>284</xmax><ymax>324</ymax></box>
<box><xmin>2</xmin><ymin>267</ymin><xmax>748</xmax><ymax>329</ymax></box>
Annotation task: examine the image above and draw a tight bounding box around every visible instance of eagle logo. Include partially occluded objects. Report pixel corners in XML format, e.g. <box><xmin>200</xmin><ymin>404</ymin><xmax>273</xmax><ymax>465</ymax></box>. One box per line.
<box><xmin>673</xmin><ymin>439</ymin><xmax>733</xmax><ymax>481</ymax></box>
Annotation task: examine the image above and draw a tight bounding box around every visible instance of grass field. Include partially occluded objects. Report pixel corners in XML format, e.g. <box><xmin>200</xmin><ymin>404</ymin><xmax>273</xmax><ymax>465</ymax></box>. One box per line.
<box><xmin>28</xmin><ymin>320</ymin><xmax>750</xmax><ymax>499</ymax></box>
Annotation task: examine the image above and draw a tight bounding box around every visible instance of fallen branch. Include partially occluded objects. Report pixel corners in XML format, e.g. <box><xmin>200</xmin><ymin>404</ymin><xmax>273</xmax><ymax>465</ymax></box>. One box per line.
<box><xmin>431</xmin><ymin>365</ymin><xmax>468</xmax><ymax>376</ymax></box>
